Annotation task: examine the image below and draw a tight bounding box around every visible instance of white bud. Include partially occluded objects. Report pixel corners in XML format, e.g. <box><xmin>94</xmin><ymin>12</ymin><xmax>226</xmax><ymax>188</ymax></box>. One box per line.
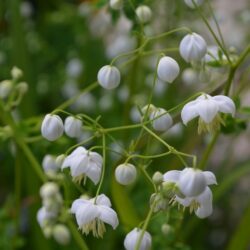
<box><xmin>42</xmin><ymin>154</ymin><xmax>58</xmax><ymax>173</ymax></box>
<box><xmin>184</xmin><ymin>0</ymin><xmax>204</xmax><ymax>8</ymax></box>
<box><xmin>40</xmin><ymin>182</ymin><xmax>59</xmax><ymax>199</ymax></box>
<box><xmin>11</xmin><ymin>66</ymin><xmax>23</xmax><ymax>80</ymax></box>
<box><xmin>135</xmin><ymin>5</ymin><xmax>152</xmax><ymax>24</ymax></box>
<box><xmin>157</xmin><ymin>56</ymin><xmax>180</xmax><ymax>83</ymax></box>
<box><xmin>16</xmin><ymin>82</ymin><xmax>28</xmax><ymax>94</ymax></box>
<box><xmin>141</xmin><ymin>104</ymin><xmax>156</xmax><ymax>116</ymax></box>
<box><xmin>41</xmin><ymin>114</ymin><xmax>64</xmax><ymax>141</ymax></box>
<box><xmin>124</xmin><ymin>228</ymin><xmax>152</xmax><ymax>250</ymax></box>
<box><xmin>52</xmin><ymin>224</ymin><xmax>71</xmax><ymax>245</ymax></box>
<box><xmin>64</xmin><ymin>116</ymin><xmax>82</xmax><ymax>138</ymax></box>
<box><xmin>161</xmin><ymin>224</ymin><xmax>173</xmax><ymax>235</ymax></box>
<box><xmin>150</xmin><ymin>108</ymin><xmax>173</xmax><ymax>132</ymax></box>
<box><xmin>179</xmin><ymin>168</ymin><xmax>207</xmax><ymax>197</ymax></box>
<box><xmin>0</xmin><ymin>80</ymin><xmax>13</xmax><ymax>99</ymax></box>
<box><xmin>97</xmin><ymin>65</ymin><xmax>121</xmax><ymax>89</ymax></box>
<box><xmin>110</xmin><ymin>0</ymin><xmax>123</xmax><ymax>10</ymax></box>
<box><xmin>115</xmin><ymin>163</ymin><xmax>137</xmax><ymax>185</ymax></box>
<box><xmin>181</xmin><ymin>68</ymin><xmax>199</xmax><ymax>85</ymax></box>
<box><xmin>179</xmin><ymin>33</ymin><xmax>207</xmax><ymax>62</ymax></box>
<box><xmin>55</xmin><ymin>154</ymin><xmax>66</xmax><ymax>168</ymax></box>
<box><xmin>152</xmin><ymin>171</ymin><xmax>163</xmax><ymax>185</ymax></box>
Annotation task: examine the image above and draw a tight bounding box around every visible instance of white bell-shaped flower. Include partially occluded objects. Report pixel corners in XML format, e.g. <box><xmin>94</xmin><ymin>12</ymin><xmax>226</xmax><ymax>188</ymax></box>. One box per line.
<box><xmin>115</xmin><ymin>163</ymin><xmax>137</xmax><ymax>185</ymax></box>
<box><xmin>97</xmin><ymin>65</ymin><xmax>121</xmax><ymax>89</ymax></box>
<box><xmin>150</xmin><ymin>108</ymin><xmax>173</xmax><ymax>132</ymax></box>
<box><xmin>41</xmin><ymin>114</ymin><xmax>64</xmax><ymax>141</ymax></box>
<box><xmin>179</xmin><ymin>33</ymin><xmax>207</xmax><ymax>62</ymax></box>
<box><xmin>175</xmin><ymin>187</ymin><xmax>213</xmax><ymax>218</ymax></box>
<box><xmin>181</xmin><ymin>94</ymin><xmax>236</xmax><ymax>133</ymax></box>
<box><xmin>135</xmin><ymin>5</ymin><xmax>152</xmax><ymax>24</ymax></box>
<box><xmin>42</xmin><ymin>155</ymin><xmax>59</xmax><ymax>173</ymax></box>
<box><xmin>157</xmin><ymin>56</ymin><xmax>180</xmax><ymax>83</ymax></box>
<box><xmin>71</xmin><ymin>194</ymin><xmax>119</xmax><ymax>238</ymax></box>
<box><xmin>62</xmin><ymin>146</ymin><xmax>103</xmax><ymax>185</ymax></box>
<box><xmin>52</xmin><ymin>224</ymin><xmax>71</xmax><ymax>245</ymax></box>
<box><xmin>110</xmin><ymin>0</ymin><xmax>123</xmax><ymax>10</ymax></box>
<box><xmin>124</xmin><ymin>228</ymin><xmax>152</xmax><ymax>250</ymax></box>
<box><xmin>64</xmin><ymin>116</ymin><xmax>83</xmax><ymax>138</ymax></box>
<box><xmin>184</xmin><ymin>0</ymin><xmax>203</xmax><ymax>8</ymax></box>
<box><xmin>40</xmin><ymin>182</ymin><xmax>59</xmax><ymax>200</ymax></box>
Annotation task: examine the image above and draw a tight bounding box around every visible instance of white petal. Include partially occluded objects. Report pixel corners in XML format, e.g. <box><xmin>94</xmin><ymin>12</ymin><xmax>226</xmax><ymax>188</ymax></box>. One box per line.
<box><xmin>181</xmin><ymin>100</ymin><xmax>199</xmax><ymax>125</ymax></box>
<box><xmin>95</xmin><ymin>194</ymin><xmax>111</xmax><ymax>207</ymax></box>
<box><xmin>85</xmin><ymin>162</ymin><xmax>102</xmax><ymax>185</ymax></box>
<box><xmin>71</xmin><ymin>198</ymin><xmax>88</xmax><ymax>214</ymax></box>
<box><xmin>98</xmin><ymin>205</ymin><xmax>119</xmax><ymax>229</ymax></box>
<box><xmin>75</xmin><ymin>203</ymin><xmax>99</xmax><ymax>227</ymax></box>
<box><xmin>195</xmin><ymin>202</ymin><xmax>213</xmax><ymax>218</ymax></box>
<box><xmin>212</xmin><ymin>95</ymin><xmax>235</xmax><ymax>116</ymax></box>
<box><xmin>203</xmin><ymin>171</ymin><xmax>217</xmax><ymax>185</ymax></box>
<box><xmin>175</xmin><ymin>196</ymin><xmax>192</xmax><ymax>207</ymax></box>
<box><xmin>197</xmin><ymin>99</ymin><xmax>218</xmax><ymax>123</ymax></box>
<box><xmin>70</xmin><ymin>155</ymin><xmax>89</xmax><ymax>177</ymax></box>
<box><xmin>195</xmin><ymin>187</ymin><xmax>213</xmax><ymax>218</ymax></box>
<box><xmin>163</xmin><ymin>170</ymin><xmax>181</xmax><ymax>183</ymax></box>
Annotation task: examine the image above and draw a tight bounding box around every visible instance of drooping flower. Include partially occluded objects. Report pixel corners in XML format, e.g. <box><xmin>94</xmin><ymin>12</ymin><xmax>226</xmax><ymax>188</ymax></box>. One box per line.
<box><xmin>181</xmin><ymin>94</ymin><xmax>236</xmax><ymax>133</ymax></box>
<box><xmin>97</xmin><ymin>65</ymin><xmax>121</xmax><ymax>89</ymax></box>
<box><xmin>41</xmin><ymin>114</ymin><xmax>64</xmax><ymax>141</ymax></box>
<box><xmin>71</xmin><ymin>194</ymin><xmax>119</xmax><ymax>238</ymax></box>
<box><xmin>62</xmin><ymin>146</ymin><xmax>103</xmax><ymax>184</ymax></box>
<box><xmin>163</xmin><ymin>168</ymin><xmax>217</xmax><ymax>218</ymax></box>
<box><xmin>150</xmin><ymin>108</ymin><xmax>173</xmax><ymax>132</ymax></box>
<box><xmin>157</xmin><ymin>56</ymin><xmax>180</xmax><ymax>83</ymax></box>
<box><xmin>124</xmin><ymin>228</ymin><xmax>152</xmax><ymax>250</ymax></box>
<box><xmin>179</xmin><ymin>33</ymin><xmax>207</xmax><ymax>62</ymax></box>
<box><xmin>64</xmin><ymin>116</ymin><xmax>83</xmax><ymax>138</ymax></box>
<box><xmin>184</xmin><ymin>0</ymin><xmax>204</xmax><ymax>8</ymax></box>
<box><xmin>135</xmin><ymin>5</ymin><xmax>152</xmax><ymax>24</ymax></box>
<box><xmin>115</xmin><ymin>163</ymin><xmax>137</xmax><ymax>185</ymax></box>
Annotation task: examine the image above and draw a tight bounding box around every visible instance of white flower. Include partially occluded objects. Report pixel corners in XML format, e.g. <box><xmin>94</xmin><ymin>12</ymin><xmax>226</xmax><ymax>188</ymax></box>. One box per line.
<box><xmin>157</xmin><ymin>56</ymin><xmax>180</xmax><ymax>83</ymax></box>
<box><xmin>110</xmin><ymin>0</ymin><xmax>123</xmax><ymax>10</ymax></box>
<box><xmin>184</xmin><ymin>0</ymin><xmax>203</xmax><ymax>8</ymax></box>
<box><xmin>41</xmin><ymin>114</ymin><xmax>64</xmax><ymax>141</ymax></box>
<box><xmin>163</xmin><ymin>168</ymin><xmax>217</xmax><ymax>197</ymax></box>
<box><xmin>64</xmin><ymin>116</ymin><xmax>83</xmax><ymax>138</ymax></box>
<box><xmin>42</xmin><ymin>155</ymin><xmax>59</xmax><ymax>173</ymax></box>
<box><xmin>150</xmin><ymin>108</ymin><xmax>173</xmax><ymax>132</ymax></box>
<box><xmin>181</xmin><ymin>94</ymin><xmax>236</xmax><ymax>133</ymax></box>
<box><xmin>135</xmin><ymin>5</ymin><xmax>152</xmax><ymax>24</ymax></box>
<box><xmin>40</xmin><ymin>182</ymin><xmax>59</xmax><ymax>200</ymax></box>
<box><xmin>52</xmin><ymin>224</ymin><xmax>71</xmax><ymax>245</ymax></box>
<box><xmin>179</xmin><ymin>33</ymin><xmax>207</xmax><ymax>62</ymax></box>
<box><xmin>37</xmin><ymin>207</ymin><xmax>57</xmax><ymax>227</ymax></box>
<box><xmin>62</xmin><ymin>147</ymin><xmax>103</xmax><ymax>184</ymax></box>
<box><xmin>175</xmin><ymin>187</ymin><xmax>213</xmax><ymax>218</ymax></box>
<box><xmin>115</xmin><ymin>163</ymin><xmax>137</xmax><ymax>185</ymax></box>
<box><xmin>71</xmin><ymin>194</ymin><xmax>119</xmax><ymax>238</ymax></box>
<box><xmin>97</xmin><ymin>65</ymin><xmax>121</xmax><ymax>89</ymax></box>
<box><xmin>11</xmin><ymin>66</ymin><xmax>23</xmax><ymax>80</ymax></box>
<box><xmin>124</xmin><ymin>228</ymin><xmax>152</xmax><ymax>250</ymax></box>
<box><xmin>0</xmin><ymin>80</ymin><xmax>13</xmax><ymax>99</ymax></box>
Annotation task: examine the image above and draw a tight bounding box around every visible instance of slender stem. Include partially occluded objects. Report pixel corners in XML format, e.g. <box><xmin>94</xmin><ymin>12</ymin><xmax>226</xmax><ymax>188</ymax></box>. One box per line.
<box><xmin>198</xmin><ymin>132</ymin><xmax>219</xmax><ymax>170</ymax></box>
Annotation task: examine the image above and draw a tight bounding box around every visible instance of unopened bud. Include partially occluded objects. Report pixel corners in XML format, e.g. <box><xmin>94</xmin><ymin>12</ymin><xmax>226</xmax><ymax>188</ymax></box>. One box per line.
<box><xmin>53</xmin><ymin>224</ymin><xmax>71</xmax><ymax>245</ymax></box>
<box><xmin>161</xmin><ymin>224</ymin><xmax>173</xmax><ymax>235</ymax></box>
<box><xmin>0</xmin><ymin>80</ymin><xmax>13</xmax><ymax>99</ymax></box>
<box><xmin>11</xmin><ymin>66</ymin><xmax>23</xmax><ymax>80</ymax></box>
<box><xmin>152</xmin><ymin>171</ymin><xmax>163</xmax><ymax>185</ymax></box>
<box><xmin>16</xmin><ymin>82</ymin><xmax>28</xmax><ymax>94</ymax></box>
<box><xmin>55</xmin><ymin>154</ymin><xmax>65</xmax><ymax>169</ymax></box>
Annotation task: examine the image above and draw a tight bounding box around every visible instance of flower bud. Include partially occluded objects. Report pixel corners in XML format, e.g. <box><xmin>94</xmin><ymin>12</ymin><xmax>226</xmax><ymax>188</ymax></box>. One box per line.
<box><xmin>16</xmin><ymin>82</ymin><xmax>28</xmax><ymax>94</ymax></box>
<box><xmin>161</xmin><ymin>224</ymin><xmax>173</xmax><ymax>235</ymax></box>
<box><xmin>0</xmin><ymin>80</ymin><xmax>13</xmax><ymax>99</ymax></box>
<box><xmin>157</xmin><ymin>56</ymin><xmax>180</xmax><ymax>83</ymax></box>
<box><xmin>41</xmin><ymin>114</ymin><xmax>64</xmax><ymax>141</ymax></box>
<box><xmin>40</xmin><ymin>182</ymin><xmax>59</xmax><ymax>199</ymax></box>
<box><xmin>42</xmin><ymin>154</ymin><xmax>58</xmax><ymax>173</ymax></box>
<box><xmin>110</xmin><ymin>0</ymin><xmax>123</xmax><ymax>10</ymax></box>
<box><xmin>124</xmin><ymin>228</ymin><xmax>152</xmax><ymax>250</ymax></box>
<box><xmin>11</xmin><ymin>66</ymin><xmax>23</xmax><ymax>80</ymax></box>
<box><xmin>52</xmin><ymin>224</ymin><xmax>71</xmax><ymax>245</ymax></box>
<box><xmin>43</xmin><ymin>226</ymin><xmax>53</xmax><ymax>238</ymax></box>
<box><xmin>55</xmin><ymin>154</ymin><xmax>66</xmax><ymax>168</ymax></box>
<box><xmin>135</xmin><ymin>5</ymin><xmax>152</xmax><ymax>24</ymax></box>
<box><xmin>150</xmin><ymin>193</ymin><xmax>168</xmax><ymax>212</ymax></box>
<box><xmin>184</xmin><ymin>0</ymin><xmax>204</xmax><ymax>8</ymax></box>
<box><xmin>115</xmin><ymin>163</ymin><xmax>137</xmax><ymax>185</ymax></box>
<box><xmin>150</xmin><ymin>108</ymin><xmax>173</xmax><ymax>132</ymax></box>
<box><xmin>152</xmin><ymin>171</ymin><xmax>163</xmax><ymax>185</ymax></box>
<box><xmin>141</xmin><ymin>104</ymin><xmax>156</xmax><ymax>116</ymax></box>
<box><xmin>181</xmin><ymin>68</ymin><xmax>198</xmax><ymax>86</ymax></box>
<box><xmin>64</xmin><ymin>116</ymin><xmax>82</xmax><ymax>138</ymax></box>
<box><xmin>179</xmin><ymin>33</ymin><xmax>207</xmax><ymax>62</ymax></box>
<box><xmin>97</xmin><ymin>65</ymin><xmax>121</xmax><ymax>89</ymax></box>
<box><xmin>178</xmin><ymin>168</ymin><xmax>207</xmax><ymax>197</ymax></box>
